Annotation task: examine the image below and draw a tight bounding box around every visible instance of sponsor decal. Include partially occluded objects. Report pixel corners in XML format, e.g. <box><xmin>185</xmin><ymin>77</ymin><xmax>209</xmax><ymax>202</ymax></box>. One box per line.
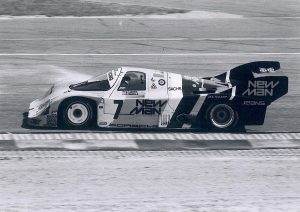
<box><xmin>243</xmin><ymin>100</ymin><xmax>266</xmax><ymax>106</ymax></box>
<box><xmin>259</xmin><ymin>67</ymin><xmax>275</xmax><ymax>73</ymax></box>
<box><xmin>108</xmin><ymin>71</ymin><xmax>114</xmax><ymax>80</ymax></box>
<box><xmin>208</xmin><ymin>95</ymin><xmax>228</xmax><ymax>99</ymax></box>
<box><xmin>151</xmin><ymin>83</ymin><xmax>157</xmax><ymax>89</ymax></box>
<box><xmin>99</xmin><ymin>122</ymin><xmax>108</xmax><ymax>126</ymax></box>
<box><xmin>158</xmin><ymin>79</ymin><xmax>166</xmax><ymax>86</ymax></box>
<box><xmin>130</xmin><ymin>100</ymin><xmax>167</xmax><ymax>115</ymax></box>
<box><xmin>122</xmin><ymin>90</ymin><xmax>138</xmax><ymax>95</ymax></box>
<box><xmin>160</xmin><ymin>114</ymin><xmax>171</xmax><ymax>126</ymax></box>
<box><xmin>168</xmin><ymin>87</ymin><xmax>182</xmax><ymax>91</ymax></box>
<box><xmin>109</xmin><ymin>123</ymin><xmax>158</xmax><ymax>128</ymax></box>
<box><xmin>242</xmin><ymin>81</ymin><xmax>279</xmax><ymax>96</ymax></box>
<box><xmin>153</xmin><ymin>72</ymin><xmax>164</xmax><ymax>78</ymax></box>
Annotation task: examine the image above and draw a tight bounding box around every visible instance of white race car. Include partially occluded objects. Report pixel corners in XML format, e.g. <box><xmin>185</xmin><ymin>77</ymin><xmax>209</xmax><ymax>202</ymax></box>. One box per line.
<box><xmin>26</xmin><ymin>61</ymin><xmax>288</xmax><ymax>131</ymax></box>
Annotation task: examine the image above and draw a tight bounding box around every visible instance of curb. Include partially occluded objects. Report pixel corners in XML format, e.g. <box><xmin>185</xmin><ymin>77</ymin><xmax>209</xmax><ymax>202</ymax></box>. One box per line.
<box><xmin>1</xmin><ymin>132</ymin><xmax>300</xmax><ymax>141</ymax></box>
<box><xmin>0</xmin><ymin>133</ymin><xmax>299</xmax><ymax>151</ymax></box>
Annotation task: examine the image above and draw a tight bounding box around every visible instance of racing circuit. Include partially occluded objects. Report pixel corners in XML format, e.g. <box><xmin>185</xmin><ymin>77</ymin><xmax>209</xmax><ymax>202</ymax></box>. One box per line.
<box><xmin>0</xmin><ymin>0</ymin><xmax>300</xmax><ymax>211</ymax></box>
<box><xmin>0</xmin><ymin>14</ymin><xmax>300</xmax><ymax>132</ymax></box>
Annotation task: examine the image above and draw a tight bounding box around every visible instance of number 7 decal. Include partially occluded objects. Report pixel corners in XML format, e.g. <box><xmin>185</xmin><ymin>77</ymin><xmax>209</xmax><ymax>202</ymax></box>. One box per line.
<box><xmin>113</xmin><ymin>100</ymin><xmax>123</xmax><ymax>119</ymax></box>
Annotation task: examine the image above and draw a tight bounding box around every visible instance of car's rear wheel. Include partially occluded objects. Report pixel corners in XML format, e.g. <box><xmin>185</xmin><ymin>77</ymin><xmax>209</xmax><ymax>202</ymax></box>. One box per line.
<box><xmin>207</xmin><ymin>103</ymin><xmax>239</xmax><ymax>131</ymax></box>
<box><xmin>61</xmin><ymin>99</ymin><xmax>93</xmax><ymax>129</ymax></box>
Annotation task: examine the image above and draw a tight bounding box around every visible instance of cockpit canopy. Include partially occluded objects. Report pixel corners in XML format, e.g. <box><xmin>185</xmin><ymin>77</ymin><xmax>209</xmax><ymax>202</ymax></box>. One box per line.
<box><xmin>69</xmin><ymin>69</ymin><xmax>117</xmax><ymax>91</ymax></box>
<box><xmin>69</xmin><ymin>73</ymin><xmax>109</xmax><ymax>91</ymax></box>
<box><xmin>69</xmin><ymin>67</ymin><xmax>147</xmax><ymax>92</ymax></box>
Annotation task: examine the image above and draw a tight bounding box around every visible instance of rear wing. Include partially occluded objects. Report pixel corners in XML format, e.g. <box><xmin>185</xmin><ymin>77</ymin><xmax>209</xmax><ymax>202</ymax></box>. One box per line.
<box><xmin>215</xmin><ymin>61</ymin><xmax>288</xmax><ymax>102</ymax></box>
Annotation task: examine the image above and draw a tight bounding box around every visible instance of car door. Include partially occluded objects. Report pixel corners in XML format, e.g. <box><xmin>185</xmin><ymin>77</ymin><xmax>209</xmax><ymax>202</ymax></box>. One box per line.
<box><xmin>100</xmin><ymin>71</ymin><xmax>151</xmax><ymax>128</ymax></box>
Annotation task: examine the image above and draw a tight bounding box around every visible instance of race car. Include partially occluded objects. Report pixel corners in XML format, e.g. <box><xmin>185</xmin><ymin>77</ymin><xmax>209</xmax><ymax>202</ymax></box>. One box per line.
<box><xmin>26</xmin><ymin>61</ymin><xmax>288</xmax><ymax>131</ymax></box>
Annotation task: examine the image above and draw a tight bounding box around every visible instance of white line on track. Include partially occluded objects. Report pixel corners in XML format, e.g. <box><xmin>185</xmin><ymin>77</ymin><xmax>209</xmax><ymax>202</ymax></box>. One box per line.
<box><xmin>0</xmin><ymin>15</ymin><xmax>300</xmax><ymax>20</ymax></box>
<box><xmin>0</xmin><ymin>53</ymin><xmax>299</xmax><ymax>56</ymax></box>
<box><xmin>0</xmin><ymin>37</ymin><xmax>299</xmax><ymax>41</ymax></box>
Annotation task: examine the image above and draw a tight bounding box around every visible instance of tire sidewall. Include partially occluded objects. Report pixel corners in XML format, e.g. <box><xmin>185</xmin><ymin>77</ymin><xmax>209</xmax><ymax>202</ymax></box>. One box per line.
<box><xmin>62</xmin><ymin>100</ymin><xmax>93</xmax><ymax>129</ymax></box>
<box><xmin>207</xmin><ymin>103</ymin><xmax>239</xmax><ymax>131</ymax></box>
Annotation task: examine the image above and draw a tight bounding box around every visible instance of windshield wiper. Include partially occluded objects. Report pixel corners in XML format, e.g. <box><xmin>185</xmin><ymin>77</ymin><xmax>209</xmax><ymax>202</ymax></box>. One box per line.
<box><xmin>69</xmin><ymin>81</ymin><xmax>88</xmax><ymax>89</ymax></box>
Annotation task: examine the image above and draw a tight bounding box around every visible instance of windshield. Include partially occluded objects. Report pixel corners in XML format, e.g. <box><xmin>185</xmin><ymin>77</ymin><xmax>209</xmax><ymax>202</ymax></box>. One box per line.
<box><xmin>89</xmin><ymin>73</ymin><xmax>108</xmax><ymax>83</ymax></box>
<box><xmin>70</xmin><ymin>73</ymin><xmax>110</xmax><ymax>91</ymax></box>
<box><xmin>69</xmin><ymin>68</ymin><xmax>123</xmax><ymax>91</ymax></box>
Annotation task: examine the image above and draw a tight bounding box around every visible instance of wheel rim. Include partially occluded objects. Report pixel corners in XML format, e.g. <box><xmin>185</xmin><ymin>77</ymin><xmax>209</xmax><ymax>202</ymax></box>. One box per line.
<box><xmin>210</xmin><ymin>104</ymin><xmax>235</xmax><ymax>129</ymax></box>
<box><xmin>67</xmin><ymin>103</ymin><xmax>89</xmax><ymax>125</ymax></box>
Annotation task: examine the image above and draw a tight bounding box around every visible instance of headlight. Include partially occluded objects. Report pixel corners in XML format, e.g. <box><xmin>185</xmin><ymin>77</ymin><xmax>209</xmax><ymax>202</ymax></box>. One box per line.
<box><xmin>43</xmin><ymin>85</ymin><xmax>54</xmax><ymax>98</ymax></box>
<box><xmin>38</xmin><ymin>100</ymin><xmax>50</xmax><ymax>111</ymax></box>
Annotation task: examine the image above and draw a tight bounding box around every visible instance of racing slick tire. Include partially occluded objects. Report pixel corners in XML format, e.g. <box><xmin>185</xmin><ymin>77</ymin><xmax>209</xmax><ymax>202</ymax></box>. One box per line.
<box><xmin>206</xmin><ymin>103</ymin><xmax>239</xmax><ymax>131</ymax></box>
<box><xmin>60</xmin><ymin>99</ymin><xmax>94</xmax><ymax>129</ymax></box>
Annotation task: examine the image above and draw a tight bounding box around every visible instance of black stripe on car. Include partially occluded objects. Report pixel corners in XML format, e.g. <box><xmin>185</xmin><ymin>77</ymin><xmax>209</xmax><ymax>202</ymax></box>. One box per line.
<box><xmin>167</xmin><ymin>95</ymin><xmax>199</xmax><ymax>128</ymax></box>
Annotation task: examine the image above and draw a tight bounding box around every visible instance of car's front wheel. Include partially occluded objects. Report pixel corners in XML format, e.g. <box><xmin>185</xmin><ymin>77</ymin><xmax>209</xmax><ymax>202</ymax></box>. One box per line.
<box><xmin>61</xmin><ymin>99</ymin><xmax>93</xmax><ymax>129</ymax></box>
<box><xmin>206</xmin><ymin>103</ymin><xmax>239</xmax><ymax>131</ymax></box>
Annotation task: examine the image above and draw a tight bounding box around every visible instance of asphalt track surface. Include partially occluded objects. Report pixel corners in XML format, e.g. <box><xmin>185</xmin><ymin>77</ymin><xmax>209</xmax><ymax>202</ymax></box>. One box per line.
<box><xmin>0</xmin><ymin>2</ymin><xmax>299</xmax><ymax>132</ymax></box>
<box><xmin>0</xmin><ymin>149</ymin><xmax>300</xmax><ymax>211</ymax></box>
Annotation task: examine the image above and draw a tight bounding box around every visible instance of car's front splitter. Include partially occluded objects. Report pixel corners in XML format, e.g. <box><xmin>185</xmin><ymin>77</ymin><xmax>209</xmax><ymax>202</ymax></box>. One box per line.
<box><xmin>26</xmin><ymin>113</ymin><xmax>58</xmax><ymax>128</ymax></box>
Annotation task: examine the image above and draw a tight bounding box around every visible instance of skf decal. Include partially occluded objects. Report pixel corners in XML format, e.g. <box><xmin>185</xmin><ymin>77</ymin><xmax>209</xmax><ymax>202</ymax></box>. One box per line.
<box><xmin>122</xmin><ymin>91</ymin><xmax>138</xmax><ymax>95</ymax></box>
<box><xmin>168</xmin><ymin>87</ymin><xmax>182</xmax><ymax>91</ymax></box>
<box><xmin>158</xmin><ymin>79</ymin><xmax>166</xmax><ymax>86</ymax></box>
<box><xmin>130</xmin><ymin>100</ymin><xmax>167</xmax><ymax>115</ymax></box>
<box><xmin>259</xmin><ymin>67</ymin><xmax>275</xmax><ymax>73</ymax></box>
<box><xmin>242</xmin><ymin>81</ymin><xmax>279</xmax><ymax>96</ymax></box>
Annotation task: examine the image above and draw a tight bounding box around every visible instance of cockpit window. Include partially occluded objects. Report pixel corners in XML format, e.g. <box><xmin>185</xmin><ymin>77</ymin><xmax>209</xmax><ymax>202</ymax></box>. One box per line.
<box><xmin>118</xmin><ymin>71</ymin><xmax>146</xmax><ymax>91</ymax></box>
<box><xmin>70</xmin><ymin>74</ymin><xmax>110</xmax><ymax>91</ymax></box>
